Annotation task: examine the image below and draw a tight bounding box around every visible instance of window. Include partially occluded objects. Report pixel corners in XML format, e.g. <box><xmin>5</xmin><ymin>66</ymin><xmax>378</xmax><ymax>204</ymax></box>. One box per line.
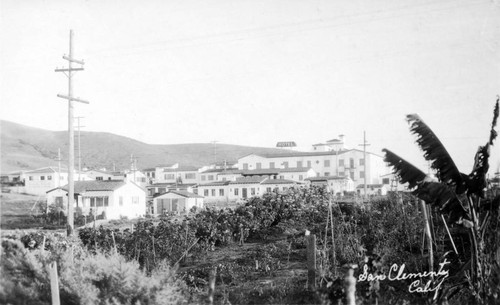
<box><xmin>359</xmin><ymin>158</ymin><xmax>365</xmax><ymax>166</ymax></box>
<box><xmin>219</xmin><ymin>189</ymin><xmax>224</xmax><ymax>196</ymax></box>
<box><xmin>297</xmin><ymin>161</ymin><xmax>303</xmax><ymax>168</ymax></box>
<box><xmin>243</xmin><ymin>163</ymin><xmax>249</xmax><ymax>170</ymax></box>
<box><xmin>211</xmin><ymin>189</ymin><xmax>216</xmax><ymax>196</ymax></box>
<box><xmin>119</xmin><ymin>196</ymin><xmax>124</xmax><ymax>206</ymax></box>
<box><xmin>158</xmin><ymin>188</ymin><xmax>166</xmax><ymax>194</ymax></box>
<box><xmin>185</xmin><ymin>173</ymin><xmax>196</xmax><ymax>179</ymax></box>
<box><xmin>165</xmin><ymin>174</ymin><xmax>175</xmax><ymax>180</ymax></box>
<box><xmin>307</xmin><ymin>161</ymin><xmax>312</xmax><ymax>167</ymax></box>
<box><xmin>324</xmin><ymin>160</ymin><xmax>330</xmax><ymax>167</ymax></box>
<box><xmin>349</xmin><ymin>158</ymin><xmax>355</xmax><ymax>168</ymax></box>
<box><xmin>204</xmin><ymin>189</ymin><xmax>209</xmax><ymax>196</ymax></box>
<box><xmin>270</xmin><ymin>162</ymin><xmax>275</xmax><ymax>169</ymax></box>
<box><xmin>148</xmin><ymin>189</ymin><xmax>154</xmax><ymax>196</ymax></box>
<box><xmin>90</xmin><ymin>196</ymin><xmax>110</xmax><ymax>207</ymax></box>
<box><xmin>339</xmin><ymin>159</ymin><xmax>344</xmax><ymax>167</ymax></box>
<box><xmin>132</xmin><ymin>197</ymin><xmax>139</xmax><ymax>205</ymax></box>
<box><xmin>283</xmin><ymin>161</ymin><xmax>289</xmax><ymax>168</ymax></box>
<box><xmin>47</xmin><ymin>175</ymin><xmax>52</xmax><ymax>180</ymax></box>
<box><xmin>40</xmin><ymin>176</ymin><xmax>45</xmax><ymax>181</ymax></box>
<box><xmin>299</xmin><ymin>175</ymin><xmax>303</xmax><ymax>181</ymax></box>
<box><xmin>360</xmin><ymin>171</ymin><xmax>365</xmax><ymax>179</ymax></box>
<box><xmin>325</xmin><ymin>172</ymin><xmax>330</xmax><ymax>176</ymax></box>
<box><xmin>152</xmin><ymin>172</ymin><xmax>155</xmax><ymax>178</ymax></box>
<box><xmin>251</xmin><ymin>188</ymin><xmax>256</xmax><ymax>196</ymax></box>
<box><xmin>55</xmin><ymin>197</ymin><xmax>64</xmax><ymax>208</ymax></box>
<box><xmin>256</xmin><ymin>163</ymin><xmax>262</xmax><ymax>169</ymax></box>
<box><xmin>96</xmin><ymin>176</ymin><xmax>103</xmax><ymax>181</ymax></box>
<box><xmin>234</xmin><ymin>188</ymin><xmax>239</xmax><ymax>196</ymax></box>
<box><xmin>208</xmin><ymin>175</ymin><xmax>214</xmax><ymax>181</ymax></box>
<box><xmin>382</xmin><ymin>178</ymin><xmax>390</xmax><ymax>184</ymax></box>
<box><xmin>350</xmin><ymin>171</ymin><xmax>354</xmax><ymax>180</ymax></box>
<box><xmin>266</xmin><ymin>187</ymin><xmax>272</xmax><ymax>192</ymax></box>
<box><xmin>339</xmin><ymin>171</ymin><xmax>345</xmax><ymax>177</ymax></box>
<box><xmin>201</xmin><ymin>175</ymin><xmax>206</xmax><ymax>181</ymax></box>
<box><xmin>279</xmin><ymin>175</ymin><xmax>284</xmax><ymax>179</ymax></box>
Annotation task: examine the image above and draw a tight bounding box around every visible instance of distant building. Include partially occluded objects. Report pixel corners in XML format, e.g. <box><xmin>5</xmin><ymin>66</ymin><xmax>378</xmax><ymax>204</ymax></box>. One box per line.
<box><xmin>24</xmin><ymin>167</ymin><xmax>92</xmax><ymax>195</ymax></box>
<box><xmin>356</xmin><ymin>184</ymin><xmax>388</xmax><ymax>196</ymax></box>
<box><xmin>156</xmin><ymin>165</ymin><xmax>199</xmax><ymax>184</ymax></box>
<box><xmin>152</xmin><ymin>190</ymin><xmax>204</xmax><ymax>215</ymax></box>
<box><xmin>46</xmin><ymin>180</ymin><xmax>146</xmax><ymax>219</ymax></box>
<box><xmin>305</xmin><ymin>176</ymin><xmax>354</xmax><ymax>195</ymax></box>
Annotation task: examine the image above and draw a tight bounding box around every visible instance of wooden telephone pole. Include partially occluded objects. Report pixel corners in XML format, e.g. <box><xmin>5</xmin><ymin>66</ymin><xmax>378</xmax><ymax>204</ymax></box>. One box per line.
<box><xmin>55</xmin><ymin>30</ymin><xmax>89</xmax><ymax>236</ymax></box>
<box><xmin>75</xmin><ymin>116</ymin><xmax>85</xmax><ymax>181</ymax></box>
<box><xmin>358</xmin><ymin>131</ymin><xmax>370</xmax><ymax>198</ymax></box>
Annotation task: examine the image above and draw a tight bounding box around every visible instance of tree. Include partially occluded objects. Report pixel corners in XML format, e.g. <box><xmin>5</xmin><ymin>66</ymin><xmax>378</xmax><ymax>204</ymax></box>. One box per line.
<box><xmin>383</xmin><ymin>97</ymin><xmax>500</xmax><ymax>304</ymax></box>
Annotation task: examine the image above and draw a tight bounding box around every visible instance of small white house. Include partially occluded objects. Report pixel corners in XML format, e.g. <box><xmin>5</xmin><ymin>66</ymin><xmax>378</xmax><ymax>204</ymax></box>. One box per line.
<box><xmin>46</xmin><ymin>180</ymin><xmax>146</xmax><ymax>219</ymax></box>
<box><xmin>152</xmin><ymin>190</ymin><xmax>204</xmax><ymax>215</ymax></box>
<box><xmin>305</xmin><ymin>176</ymin><xmax>354</xmax><ymax>195</ymax></box>
<box><xmin>356</xmin><ymin>184</ymin><xmax>388</xmax><ymax>196</ymax></box>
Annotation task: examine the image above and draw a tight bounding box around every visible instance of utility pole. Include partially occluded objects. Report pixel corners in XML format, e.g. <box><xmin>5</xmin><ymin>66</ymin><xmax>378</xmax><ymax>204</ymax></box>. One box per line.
<box><xmin>75</xmin><ymin>116</ymin><xmax>85</xmax><ymax>181</ymax></box>
<box><xmin>55</xmin><ymin>30</ymin><xmax>89</xmax><ymax>236</ymax></box>
<box><xmin>358</xmin><ymin>131</ymin><xmax>370</xmax><ymax>198</ymax></box>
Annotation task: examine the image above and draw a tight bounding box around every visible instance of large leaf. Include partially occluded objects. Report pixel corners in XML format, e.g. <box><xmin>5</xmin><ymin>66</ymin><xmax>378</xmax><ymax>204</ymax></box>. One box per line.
<box><xmin>467</xmin><ymin>98</ymin><xmax>499</xmax><ymax>196</ymax></box>
<box><xmin>406</xmin><ymin>114</ymin><xmax>467</xmax><ymax>193</ymax></box>
<box><xmin>382</xmin><ymin>148</ymin><xmax>467</xmax><ymax>223</ymax></box>
<box><xmin>382</xmin><ymin>149</ymin><xmax>427</xmax><ymax>189</ymax></box>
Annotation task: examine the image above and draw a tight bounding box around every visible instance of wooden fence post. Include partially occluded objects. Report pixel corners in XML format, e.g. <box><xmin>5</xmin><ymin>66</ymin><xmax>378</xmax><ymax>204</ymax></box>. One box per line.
<box><xmin>48</xmin><ymin>261</ymin><xmax>60</xmax><ymax>305</ymax></box>
<box><xmin>208</xmin><ymin>267</ymin><xmax>216</xmax><ymax>305</ymax></box>
<box><xmin>306</xmin><ymin>231</ymin><xmax>316</xmax><ymax>290</ymax></box>
<box><xmin>344</xmin><ymin>267</ymin><xmax>356</xmax><ymax>305</ymax></box>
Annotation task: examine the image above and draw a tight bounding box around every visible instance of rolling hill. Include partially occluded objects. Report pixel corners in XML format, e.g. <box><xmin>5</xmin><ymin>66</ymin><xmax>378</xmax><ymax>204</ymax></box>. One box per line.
<box><xmin>0</xmin><ymin>120</ymin><xmax>294</xmax><ymax>173</ymax></box>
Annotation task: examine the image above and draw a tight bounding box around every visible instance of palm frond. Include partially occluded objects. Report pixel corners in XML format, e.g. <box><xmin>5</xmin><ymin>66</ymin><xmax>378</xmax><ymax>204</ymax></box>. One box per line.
<box><xmin>489</xmin><ymin>96</ymin><xmax>499</xmax><ymax>145</ymax></box>
<box><xmin>406</xmin><ymin>114</ymin><xmax>466</xmax><ymax>193</ymax></box>
<box><xmin>467</xmin><ymin>98</ymin><xmax>500</xmax><ymax>196</ymax></box>
<box><xmin>382</xmin><ymin>148</ymin><xmax>427</xmax><ymax>189</ymax></box>
<box><xmin>382</xmin><ymin>148</ymin><xmax>467</xmax><ymax>223</ymax></box>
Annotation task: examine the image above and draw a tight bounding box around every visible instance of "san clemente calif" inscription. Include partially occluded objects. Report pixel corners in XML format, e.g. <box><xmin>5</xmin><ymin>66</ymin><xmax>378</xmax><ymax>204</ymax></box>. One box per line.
<box><xmin>358</xmin><ymin>259</ymin><xmax>450</xmax><ymax>293</ymax></box>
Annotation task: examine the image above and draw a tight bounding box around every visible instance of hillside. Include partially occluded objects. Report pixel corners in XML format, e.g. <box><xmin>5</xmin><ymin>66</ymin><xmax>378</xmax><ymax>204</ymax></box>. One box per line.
<box><xmin>0</xmin><ymin>120</ymin><xmax>293</xmax><ymax>173</ymax></box>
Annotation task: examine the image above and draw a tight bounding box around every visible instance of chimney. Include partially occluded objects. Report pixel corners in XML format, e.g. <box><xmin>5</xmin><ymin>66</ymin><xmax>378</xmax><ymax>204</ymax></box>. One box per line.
<box><xmin>339</xmin><ymin>134</ymin><xmax>345</xmax><ymax>149</ymax></box>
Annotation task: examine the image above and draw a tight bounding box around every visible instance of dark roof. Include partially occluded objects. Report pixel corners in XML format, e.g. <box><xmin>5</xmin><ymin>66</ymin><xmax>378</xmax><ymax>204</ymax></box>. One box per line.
<box><xmin>163</xmin><ymin>166</ymin><xmax>199</xmax><ymax>172</ymax></box>
<box><xmin>356</xmin><ymin>184</ymin><xmax>385</xmax><ymax>189</ymax></box>
<box><xmin>260</xmin><ymin>179</ymin><xmax>299</xmax><ymax>185</ymax></box>
<box><xmin>141</xmin><ymin>168</ymin><xmax>156</xmax><ymax>172</ymax></box>
<box><xmin>47</xmin><ymin>180</ymin><xmax>126</xmax><ymax>194</ymax></box>
<box><xmin>306</xmin><ymin>176</ymin><xmax>350</xmax><ymax>181</ymax></box>
<box><xmin>326</xmin><ymin>139</ymin><xmax>342</xmax><ymax>143</ymax></box>
<box><xmin>155</xmin><ymin>190</ymin><xmax>203</xmax><ymax>199</ymax></box>
<box><xmin>229</xmin><ymin>176</ymin><xmax>266</xmax><ymax>184</ymax></box>
<box><xmin>198</xmin><ymin>181</ymin><xmax>231</xmax><ymax>187</ymax></box>
<box><xmin>201</xmin><ymin>168</ymin><xmax>238</xmax><ymax>174</ymax></box>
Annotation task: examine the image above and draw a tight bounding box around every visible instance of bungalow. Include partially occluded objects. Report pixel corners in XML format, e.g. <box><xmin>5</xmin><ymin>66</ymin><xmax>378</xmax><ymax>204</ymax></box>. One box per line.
<box><xmin>152</xmin><ymin>190</ymin><xmax>204</xmax><ymax>215</ymax></box>
<box><xmin>198</xmin><ymin>176</ymin><xmax>302</xmax><ymax>204</ymax></box>
<box><xmin>24</xmin><ymin>167</ymin><xmax>92</xmax><ymax>195</ymax></box>
<box><xmin>46</xmin><ymin>180</ymin><xmax>146</xmax><ymax>219</ymax></box>
<box><xmin>305</xmin><ymin>176</ymin><xmax>354</xmax><ymax>195</ymax></box>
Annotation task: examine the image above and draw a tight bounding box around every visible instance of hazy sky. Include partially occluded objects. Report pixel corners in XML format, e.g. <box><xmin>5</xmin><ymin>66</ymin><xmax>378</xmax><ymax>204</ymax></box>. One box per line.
<box><xmin>1</xmin><ymin>0</ymin><xmax>500</xmax><ymax>173</ymax></box>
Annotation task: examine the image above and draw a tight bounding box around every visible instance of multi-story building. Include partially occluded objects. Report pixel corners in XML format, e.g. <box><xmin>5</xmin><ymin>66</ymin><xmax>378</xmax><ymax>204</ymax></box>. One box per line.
<box><xmin>237</xmin><ymin>149</ymin><xmax>387</xmax><ymax>187</ymax></box>
<box><xmin>155</xmin><ymin>165</ymin><xmax>200</xmax><ymax>184</ymax></box>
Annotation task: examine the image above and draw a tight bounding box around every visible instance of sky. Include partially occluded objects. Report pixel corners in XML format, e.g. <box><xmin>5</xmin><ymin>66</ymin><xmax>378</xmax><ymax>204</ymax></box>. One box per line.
<box><xmin>1</xmin><ymin>0</ymin><xmax>500</xmax><ymax>173</ymax></box>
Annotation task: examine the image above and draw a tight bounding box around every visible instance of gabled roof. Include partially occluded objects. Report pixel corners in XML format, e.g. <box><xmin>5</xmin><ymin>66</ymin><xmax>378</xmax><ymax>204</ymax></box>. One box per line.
<box><xmin>260</xmin><ymin>178</ymin><xmax>299</xmax><ymax>185</ymax></box>
<box><xmin>141</xmin><ymin>168</ymin><xmax>156</xmax><ymax>172</ymax></box>
<box><xmin>326</xmin><ymin>139</ymin><xmax>343</xmax><ymax>143</ymax></box>
<box><xmin>26</xmin><ymin>167</ymin><xmax>61</xmax><ymax>174</ymax></box>
<box><xmin>198</xmin><ymin>181</ymin><xmax>231</xmax><ymax>187</ymax></box>
<box><xmin>155</xmin><ymin>190</ymin><xmax>203</xmax><ymax>199</ymax></box>
<box><xmin>229</xmin><ymin>176</ymin><xmax>267</xmax><ymax>184</ymax></box>
<box><xmin>47</xmin><ymin>180</ymin><xmax>126</xmax><ymax>194</ymax></box>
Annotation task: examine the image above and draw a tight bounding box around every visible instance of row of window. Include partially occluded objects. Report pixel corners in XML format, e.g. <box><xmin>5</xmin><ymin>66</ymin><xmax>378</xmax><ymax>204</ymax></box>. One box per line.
<box><xmin>163</xmin><ymin>173</ymin><xmax>197</xmax><ymax>180</ymax></box>
<box><xmin>201</xmin><ymin>186</ymin><xmax>289</xmax><ymax>197</ymax></box>
<box><xmin>28</xmin><ymin>175</ymin><xmax>58</xmax><ymax>181</ymax></box>
<box><xmin>242</xmin><ymin>158</ymin><xmax>365</xmax><ymax>170</ymax></box>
